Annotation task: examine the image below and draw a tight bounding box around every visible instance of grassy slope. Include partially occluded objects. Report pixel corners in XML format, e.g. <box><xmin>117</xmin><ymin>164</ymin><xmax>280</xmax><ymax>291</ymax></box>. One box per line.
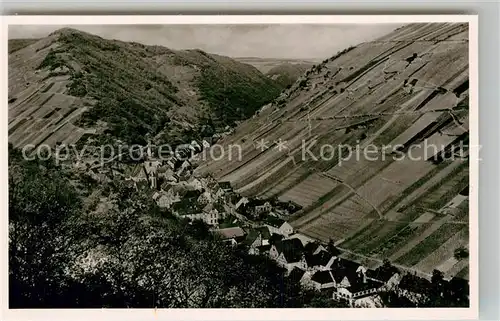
<box><xmin>8</xmin><ymin>38</ymin><xmax>40</xmax><ymax>54</ymax></box>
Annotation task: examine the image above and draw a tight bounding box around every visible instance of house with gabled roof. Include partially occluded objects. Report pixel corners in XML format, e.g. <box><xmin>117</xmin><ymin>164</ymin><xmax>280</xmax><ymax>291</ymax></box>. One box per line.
<box><xmin>310</xmin><ymin>270</ymin><xmax>336</xmax><ymax>290</ymax></box>
<box><xmin>216</xmin><ymin>226</ymin><xmax>246</xmax><ymax>246</ymax></box>
<box><xmin>304</xmin><ymin>241</ymin><xmax>328</xmax><ymax>256</ymax></box>
<box><xmin>288</xmin><ymin>267</ymin><xmax>307</xmax><ymax>284</ymax></box>
<box><xmin>288</xmin><ymin>267</ymin><xmax>314</xmax><ymax>289</ymax></box>
<box><xmin>269</xmin><ymin>238</ymin><xmax>307</xmax><ymax>271</ymax></box>
<box><xmin>334</xmin><ymin>278</ymin><xmax>384</xmax><ymax>304</ymax></box>
<box><xmin>153</xmin><ymin>185</ymin><xmax>181</xmax><ymax>209</ymax></box>
<box><xmin>286</xmin><ymin>233</ymin><xmax>316</xmax><ymax>247</ymax></box>
<box><xmin>365</xmin><ymin>263</ymin><xmax>401</xmax><ymax>291</ymax></box>
<box><xmin>264</xmin><ymin>216</ymin><xmax>294</xmax><ymax>237</ymax></box>
<box><xmin>243</xmin><ymin>226</ymin><xmax>272</xmax><ymax>254</ymax></box>
<box><xmin>256</xmin><ymin>244</ymin><xmax>272</xmax><ymax>255</ymax></box>
<box><xmin>305</xmin><ymin>250</ymin><xmax>337</xmax><ymax>272</ymax></box>
<box><xmin>202</xmin><ymin>138</ymin><xmax>212</xmax><ymax>149</ymax></box>
<box><xmin>235</xmin><ymin>196</ymin><xmax>249</xmax><ymax>210</ymax></box>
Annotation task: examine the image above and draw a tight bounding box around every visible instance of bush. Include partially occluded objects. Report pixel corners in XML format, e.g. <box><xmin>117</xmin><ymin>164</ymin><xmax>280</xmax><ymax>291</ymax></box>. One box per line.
<box><xmin>454</xmin><ymin>247</ymin><xmax>469</xmax><ymax>260</ymax></box>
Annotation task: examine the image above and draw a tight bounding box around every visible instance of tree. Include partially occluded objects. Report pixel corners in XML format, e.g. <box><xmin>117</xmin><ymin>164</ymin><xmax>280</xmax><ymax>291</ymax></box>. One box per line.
<box><xmin>454</xmin><ymin>247</ymin><xmax>469</xmax><ymax>260</ymax></box>
<box><xmin>9</xmin><ymin>149</ymin><xmax>84</xmax><ymax>308</ymax></box>
<box><xmin>327</xmin><ymin>238</ymin><xmax>341</xmax><ymax>256</ymax></box>
<box><xmin>431</xmin><ymin>269</ymin><xmax>444</xmax><ymax>286</ymax></box>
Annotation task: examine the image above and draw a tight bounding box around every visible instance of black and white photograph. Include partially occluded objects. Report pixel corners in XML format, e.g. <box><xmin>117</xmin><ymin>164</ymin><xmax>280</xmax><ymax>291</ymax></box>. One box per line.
<box><xmin>4</xmin><ymin>15</ymin><xmax>478</xmax><ymax>318</ymax></box>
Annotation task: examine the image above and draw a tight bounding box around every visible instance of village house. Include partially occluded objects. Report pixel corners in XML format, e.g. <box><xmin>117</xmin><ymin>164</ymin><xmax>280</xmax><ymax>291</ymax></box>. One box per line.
<box><xmin>157</xmin><ymin>166</ymin><xmax>178</xmax><ymax>183</ymax></box>
<box><xmin>128</xmin><ymin>163</ymin><xmax>148</xmax><ymax>183</ymax></box>
<box><xmin>235</xmin><ymin>196</ymin><xmax>249</xmax><ymax>210</ymax></box>
<box><xmin>310</xmin><ymin>270</ymin><xmax>336</xmax><ymax>290</ymax></box>
<box><xmin>186</xmin><ymin>177</ymin><xmax>203</xmax><ymax>191</ymax></box>
<box><xmin>255</xmin><ymin>201</ymin><xmax>272</xmax><ymax>215</ymax></box>
<box><xmin>165</xmin><ymin>159</ymin><xmax>176</xmax><ymax>170</ymax></box>
<box><xmin>304</xmin><ymin>242</ymin><xmax>328</xmax><ymax>255</ymax></box>
<box><xmin>286</xmin><ymin>233</ymin><xmax>316</xmax><ymax>247</ymax></box>
<box><xmin>265</xmin><ymin>217</ymin><xmax>294</xmax><ymax>237</ymax></box>
<box><xmin>334</xmin><ymin>278</ymin><xmax>384</xmax><ymax>305</ymax></box>
<box><xmin>287</xmin><ymin>267</ymin><xmax>315</xmax><ymax>289</ymax></box>
<box><xmin>218</xmin><ymin>181</ymin><xmax>233</xmax><ymax>193</ymax></box>
<box><xmin>288</xmin><ymin>267</ymin><xmax>307</xmax><ymax>284</ymax></box>
<box><xmin>325</xmin><ymin>258</ymin><xmax>384</xmax><ymax>304</ymax></box>
<box><xmin>272</xmin><ymin>200</ymin><xmax>302</xmax><ymax>218</ymax></box>
<box><xmin>153</xmin><ymin>188</ymin><xmax>181</xmax><ymax>209</ymax></box>
<box><xmin>269</xmin><ymin>238</ymin><xmax>307</xmax><ymax>272</ymax></box>
<box><xmin>242</xmin><ymin>226</ymin><xmax>272</xmax><ymax>255</ymax></box>
<box><xmin>197</xmin><ymin>190</ymin><xmax>212</xmax><ymax>206</ymax></box>
<box><xmin>202</xmin><ymin>137</ymin><xmax>212</xmax><ymax>149</ymax></box>
<box><xmin>189</xmin><ymin>140</ymin><xmax>202</xmax><ymax>153</ymax></box>
<box><xmin>305</xmin><ymin>250</ymin><xmax>337</xmax><ymax>272</ymax></box>
<box><xmin>215</xmin><ymin>226</ymin><xmax>246</xmax><ymax>246</ymax></box>
<box><xmin>214</xmin><ymin>185</ymin><xmax>225</xmax><ymax>199</ymax></box>
<box><xmin>174</xmin><ymin>204</ymin><xmax>220</xmax><ymax>227</ymax></box>
<box><xmin>176</xmin><ymin>160</ymin><xmax>192</xmax><ymax>178</ymax></box>
<box><xmin>365</xmin><ymin>264</ymin><xmax>401</xmax><ymax>291</ymax></box>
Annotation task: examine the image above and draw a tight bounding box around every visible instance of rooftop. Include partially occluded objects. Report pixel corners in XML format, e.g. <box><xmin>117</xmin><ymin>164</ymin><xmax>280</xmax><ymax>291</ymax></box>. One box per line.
<box><xmin>288</xmin><ymin>267</ymin><xmax>306</xmax><ymax>283</ymax></box>
<box><xmin>216</xmin><ymin>226</ymin><xmax>245</xmax><ymax>240</ymax></box>
<box><xmin>311</xmin><ymin>270</ymin><xmax>334</xmax><ymax>284</ymax></box>
<box><xmin>275</xmin><ymin>238</ymin><xmax>304</xmax><ymax>263</ymax></box>
<box><xmin>366</xmin><ymin>264</ymin><xmax>400</xmax><ymax>282</ymax></box>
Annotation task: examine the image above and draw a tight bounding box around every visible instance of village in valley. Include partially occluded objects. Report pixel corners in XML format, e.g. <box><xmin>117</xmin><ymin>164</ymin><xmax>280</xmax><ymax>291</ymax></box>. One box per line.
<box><xmin>62</xmin><ymin>132</ymin><xmax>468</xmax><ymax>308</ymax></box>
<box><xmin>8</xmin><ymin>22</ymin><xmax>473</xmax><ymax>310</ymax></box>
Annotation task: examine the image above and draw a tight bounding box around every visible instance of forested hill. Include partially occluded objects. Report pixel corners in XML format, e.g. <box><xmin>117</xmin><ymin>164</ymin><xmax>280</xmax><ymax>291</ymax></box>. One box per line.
<box><xmin>8</xmin><ymin>28</ymin><xmax>283</xmax><ymax>148</ymax></box>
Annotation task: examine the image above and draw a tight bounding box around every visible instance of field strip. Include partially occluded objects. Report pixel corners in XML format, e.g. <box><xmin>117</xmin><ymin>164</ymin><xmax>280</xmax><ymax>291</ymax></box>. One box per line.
<box><xmin>455</xmin><ymin>266</ymin><xmax>469</xmax><ymax>280</ymax></box>
<box><xmin>394</xmin><ymin>161</ymin><xmax>463</xmax><ymax>212</ymax></box>
<box><xmin>388</xmin><ymin>214</ymin><xmax>452</xmax><ymax>261</ymax></box>
<box><xmin>337</xmin><ymin>245</ymin><xmax>432</xmax><ymax>280</ymax></box>
<box><xmin>412</xmin><ymin>212</ymin><xmax>435</xmax><ymax>223</ymax></box>
<box><xmin>395</xmin><ymin>222</ymin><xmax>464</xmax><ymax>266</ymax></box>
<box><xmin>257</xmin><ymin>167</ymin><xmax>304</xmax><ymax>198</ymax></box>
<box><xmin>235</xmin><ymin>158</ymin><xmax>292</xmax><ymax>195</ymax></box>
<box><xmin>322</xmin><ymin>173</ymin><xmax>384</xmax><ymax>218</ymax></box>
<box><xmin>413</xmin><ymin>228</ymin><xmax>468</xmax><ymax>273</ymax></box>
<box><xmin>444</xmin><ymin>257</ymin><xmax>469</xmax><ymax>279</ymax></box>
<box><xmin>436</xmin><ymin>257</ymin><xmax>459</xmax><ymax>274</ymax></box>
<box><xmin>266</xmin><ymin>169</ymin><xmax>310</xmax><ymax>198</ymax></box>
<box><xmin>290</xmin><ymin>185</ymin><xmax>352</xmax><ymax>228</ymax></box>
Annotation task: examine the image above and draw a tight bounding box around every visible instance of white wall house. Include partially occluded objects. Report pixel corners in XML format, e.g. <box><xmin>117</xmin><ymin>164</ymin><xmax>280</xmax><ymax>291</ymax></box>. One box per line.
<box><xmin>266</xmin><ymin>221</ymin><xmax>294</xmax><ymax>237</ymax></box>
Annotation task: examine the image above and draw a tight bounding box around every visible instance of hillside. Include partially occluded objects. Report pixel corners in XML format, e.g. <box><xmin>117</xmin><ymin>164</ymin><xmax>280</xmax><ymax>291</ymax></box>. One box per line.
<box><xmin>8</xmin><ymin>38</ymin><xmax>40</xmax><ymax>54</ymax></box>
<box><xmin>195</xmin><ymin>23</ymin><xmax>470</xmax><ymax>280</ymax></box>
<box><xmin>266</xmin><ymin>63</ymin><xmax>314</xmax><ymax>89</ymax></box>
<box><xmin>8</xmin><ymin>28</ymin><xmax>282</xmax><ymax>148</ymax></box>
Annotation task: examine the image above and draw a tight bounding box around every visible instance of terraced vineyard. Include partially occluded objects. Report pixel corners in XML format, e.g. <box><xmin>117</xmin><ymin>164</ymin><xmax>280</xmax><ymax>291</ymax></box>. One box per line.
<box><xmin>195</xmin><ymin>23</ymin><xmax>470</xmax><ymax>280</ymax></box>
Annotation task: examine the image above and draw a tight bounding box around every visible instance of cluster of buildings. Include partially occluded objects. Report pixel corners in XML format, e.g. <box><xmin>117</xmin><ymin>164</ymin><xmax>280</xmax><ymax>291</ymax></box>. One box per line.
<box><xmin>214</xmin><ymin>220</ymin><xmax>401</xmax><ymax>306</ymax></box>
<box><xmin>214</xmin><ymin>219</ymin><xmax>467</xmax><ymax>307</ymax></box>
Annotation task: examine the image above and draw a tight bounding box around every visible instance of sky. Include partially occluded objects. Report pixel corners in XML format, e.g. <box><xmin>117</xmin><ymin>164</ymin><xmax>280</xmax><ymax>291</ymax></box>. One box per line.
<box><xmin>9</xmin><ymin>24</ymin><xmax>402</xmax><ymax>60</ymax></box>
